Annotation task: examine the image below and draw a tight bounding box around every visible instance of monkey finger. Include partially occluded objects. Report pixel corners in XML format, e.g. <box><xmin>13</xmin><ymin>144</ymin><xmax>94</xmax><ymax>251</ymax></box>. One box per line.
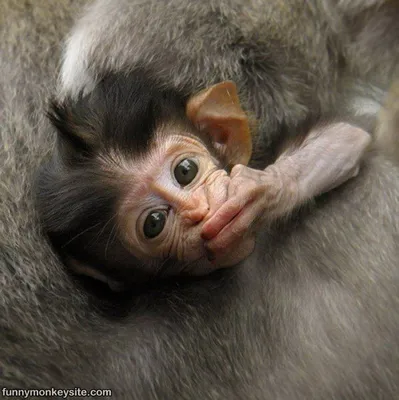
<box><xmin>204</xmin><ymin>201</ymin><xmax>262</xmax><ymax>257</ymax></box>
<box><xmin>201</xmin><ymin>197</ymin><xmax>246</xmax><ymax>240</ymax></box>
<box><xmin>226</xmin><ymin>175</ymin><xmax>263</xmax><ymax>199</ymax></box>
<box><xmin>202</xmin><ymin>184</ymin><xmax>267</xmax><ymax>241</ymax></box>
<box><xmin>206</xmin><ymin>172</ymin><xmax>231</xmax><ymax>214</ymax></box>
<box><xmin>230</xmin><ymin>163</ymin><xmax>258</xmax><ymax>179</ymax></box>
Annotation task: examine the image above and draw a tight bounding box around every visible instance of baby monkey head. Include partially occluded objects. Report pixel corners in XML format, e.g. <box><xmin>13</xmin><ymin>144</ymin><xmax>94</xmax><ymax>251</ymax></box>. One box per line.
<box><xmin>38</xmin><ymin>71</ymin><xmax>252</xmax><ymax>287</ymax></box>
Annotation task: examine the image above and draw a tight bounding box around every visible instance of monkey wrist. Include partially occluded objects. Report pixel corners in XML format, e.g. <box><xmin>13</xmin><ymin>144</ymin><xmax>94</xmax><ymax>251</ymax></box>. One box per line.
<box><xmin>262</xmin><ymin>162</ymin><xmax>300</xmax><ymax>219</ymax></box>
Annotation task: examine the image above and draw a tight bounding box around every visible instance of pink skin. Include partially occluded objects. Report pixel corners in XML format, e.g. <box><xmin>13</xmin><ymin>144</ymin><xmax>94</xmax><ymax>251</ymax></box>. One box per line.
<box><xmin>118</xmin><ymin>134</ymin><xmax>234</xmax><ymax>267</ymax></box>
<box><xmin>201</xmin><ymin>164</ymin><xmax>292</xmax><ymax>265</ymax></box>
<box><xmin>201</xmin><ymin>123</ymin><xmax>371</xmax><ymax>266</ymax></box>
<box><xmin>117</xmin><ymin>123</ymin><xmax>370</xmax><ymax>271</ymax></box>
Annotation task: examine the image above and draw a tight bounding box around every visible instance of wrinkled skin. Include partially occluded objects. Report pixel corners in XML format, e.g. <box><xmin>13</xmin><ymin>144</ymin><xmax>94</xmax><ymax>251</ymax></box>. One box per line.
<box><xmin>202</xmin><ymin>123</ymin><xmax>371</xmax><ymax>266</ymax></box>
<box><xmin>202</xmin><ymin>164</ymin><xmax>294</xmax><ymax>266</ymax></box>
<box><xmin>117</xmin><ymin>134</ymin><xmax>232</xmax><ymax>272</ymax></box>
<box><xmin>115</xmin><ymin>123</ymin><xmax>371</xmax><ymax>272</ymax></box>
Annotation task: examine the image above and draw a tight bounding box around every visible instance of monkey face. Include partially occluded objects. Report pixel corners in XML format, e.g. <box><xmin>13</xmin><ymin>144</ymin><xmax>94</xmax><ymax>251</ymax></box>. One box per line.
<box><xmin>41</xmin><ymin>75</ymin><xmax>256</xmax><ymax>282</ymax></box>
<box><xmin>116</xmin><ymin>134</ymin><xmax>242</xmax><ymax>275</ymax></box>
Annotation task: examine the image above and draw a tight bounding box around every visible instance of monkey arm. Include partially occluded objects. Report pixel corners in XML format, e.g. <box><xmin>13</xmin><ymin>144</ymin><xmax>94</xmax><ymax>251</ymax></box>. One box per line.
<box><xmin>201</xmin><ymin>122</ymin><xmax>371</xmax><ymax>263</ymax></box>
<box><xmin>276</xmin><ymin>122</ymin><xmax>372</xmax><ymax>204</ymax></box>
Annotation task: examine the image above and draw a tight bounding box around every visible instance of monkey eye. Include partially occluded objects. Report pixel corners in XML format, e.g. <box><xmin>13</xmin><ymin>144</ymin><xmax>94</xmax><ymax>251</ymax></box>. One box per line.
<box><xmin>174</xmin><ymin>158</ymin><xmax>198</xmax><ymax>186</ymax></box>
<box><xmin>143</xmin><ymin>210</ymin><xmax>167</xmax><ymax>239</ymax></box>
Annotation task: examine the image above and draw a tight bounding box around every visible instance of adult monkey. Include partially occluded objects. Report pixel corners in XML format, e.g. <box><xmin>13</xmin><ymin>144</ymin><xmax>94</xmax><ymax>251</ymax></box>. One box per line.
<box><xmin>1</xmin><ymin>2</ymin><xmax>399</xmax><ymax>400</ymax></box>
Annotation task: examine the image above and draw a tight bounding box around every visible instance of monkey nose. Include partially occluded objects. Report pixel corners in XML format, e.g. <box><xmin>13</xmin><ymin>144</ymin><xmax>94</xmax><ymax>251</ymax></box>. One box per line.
<box><xmin>180</xmin><ymin>204</ymin><xmax>209</xmax><ymax>225</ymax></box>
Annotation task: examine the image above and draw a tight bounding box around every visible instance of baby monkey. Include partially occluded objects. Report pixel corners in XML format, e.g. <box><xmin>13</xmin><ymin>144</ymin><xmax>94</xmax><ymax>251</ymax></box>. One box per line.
<box><xmin>37</xmin><ymin>71</ymin><xmax>370</xmax><ymax>288</ymax></box>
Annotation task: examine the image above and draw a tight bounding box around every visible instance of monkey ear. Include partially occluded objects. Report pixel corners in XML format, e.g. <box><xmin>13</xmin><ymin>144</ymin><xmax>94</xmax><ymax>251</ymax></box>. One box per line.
<box><xmin>47</xmin><ymin>99</ymin><xmax>97</xmax><ymax>150</ymax></box>
<box><xmin>67</xmin><ymin>258</ymin><xmax>126</xmax><ymax>292</ymax></box>
<box><xmin>186</xmin><ymin>81</ymin><xmax>252</xmax><ymax>165</ymax></box>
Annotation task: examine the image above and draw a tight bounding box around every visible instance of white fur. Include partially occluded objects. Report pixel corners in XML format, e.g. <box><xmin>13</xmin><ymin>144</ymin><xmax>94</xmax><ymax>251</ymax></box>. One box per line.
<box><xmin>350</xmin><ymin>95</ymin><xmax>382</xmax><ymax>117</ymax></box>
<box><xmin>345</xmin><ymin>82</ymin><xmax>385</xmax><ymax>118</ymax></box>
<box><xmin>59</xmin><ymin>28</ymin><xmax>96</xmax><ymax>98</ymax></box>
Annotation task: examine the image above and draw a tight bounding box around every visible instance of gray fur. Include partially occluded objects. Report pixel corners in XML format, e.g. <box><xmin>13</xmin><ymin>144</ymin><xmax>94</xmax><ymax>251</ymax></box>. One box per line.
<box><xmin>1</xmin><ymin>1</ymin><xmax>399</xmax><ymax>399</ymax></box>
<box><xmin>376</xmin><ymin>81</ymin><xmax>399</xmax><ymax>162</ymax></box>
<box><xmin>60</xmin><ymin>0</ymin><xmax>399</xmax><ymax>145</ymax></box>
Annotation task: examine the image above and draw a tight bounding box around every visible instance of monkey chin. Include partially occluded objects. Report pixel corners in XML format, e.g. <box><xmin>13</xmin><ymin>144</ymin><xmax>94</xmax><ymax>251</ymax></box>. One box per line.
<box><xmin>205</xmin><ymin>234</ymin><xmax>256</xmax><ymax>269</ymax></box>
<box><xmin>178</xmin><ymin>235</ymin><xmax>255</xmax><ymax>277</ymax></box>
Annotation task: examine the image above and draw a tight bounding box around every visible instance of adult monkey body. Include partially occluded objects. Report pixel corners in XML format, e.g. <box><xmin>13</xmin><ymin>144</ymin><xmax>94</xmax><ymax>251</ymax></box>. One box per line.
<box><xmin>1</xmin><ymin>2</ymin><xmax>399</xmax><ymax>400</ymax></box>
<box><xmin>377</xmin><ymin>81</ymin><xmax>399</xmax><ymax>162</ymax></box>
<box><xmin>60</xmin><ymin>0</ymin><xmax>399</xmax><ymax>135</ymax></box>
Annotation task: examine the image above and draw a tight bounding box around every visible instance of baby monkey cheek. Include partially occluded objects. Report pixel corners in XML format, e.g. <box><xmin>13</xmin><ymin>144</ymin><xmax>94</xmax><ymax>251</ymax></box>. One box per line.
<box><xmin>175</xmin><ymin>227</ymin><xmax>207</xmax><ymax>263</ymax></box>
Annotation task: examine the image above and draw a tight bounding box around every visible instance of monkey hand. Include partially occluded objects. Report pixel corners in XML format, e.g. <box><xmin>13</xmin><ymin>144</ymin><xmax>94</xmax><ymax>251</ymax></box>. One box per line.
<box><xmin>201</xmin><ymin>164</ymin><xmax>296</xmax><ymax>266</ymax></box>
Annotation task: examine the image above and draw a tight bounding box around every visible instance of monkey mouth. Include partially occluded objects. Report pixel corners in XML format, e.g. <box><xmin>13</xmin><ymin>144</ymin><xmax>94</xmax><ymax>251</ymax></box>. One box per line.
<box><xmin>200</xmin><ymin>204</ymin><xmax>246</xmax><ymax>263</ymax></box>
<box><xmin>201</xmin><ymin>204</ymin><xmax>244</xmax><ymax>241</ymax></box>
